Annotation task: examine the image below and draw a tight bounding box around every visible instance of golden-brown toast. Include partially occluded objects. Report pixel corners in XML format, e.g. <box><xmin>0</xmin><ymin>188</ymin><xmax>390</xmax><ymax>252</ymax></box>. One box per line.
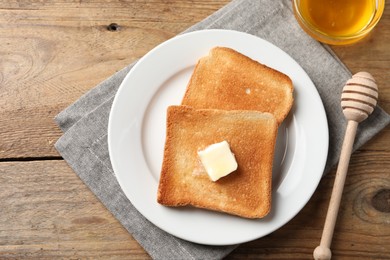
<box><xmin>157</xmin><ymin>106</ymin><xmax>278</xmax><ymax>219</ymax></box>
<box><xmin>181</xmin><ymin>47</ymin><xmax>294</xmax><ymax>124</ymax></box>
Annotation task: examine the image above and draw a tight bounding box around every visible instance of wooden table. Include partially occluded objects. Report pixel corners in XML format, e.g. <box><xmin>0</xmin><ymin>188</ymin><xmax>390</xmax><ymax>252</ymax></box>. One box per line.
<box><xmin>1</xmin><ymin>1</ymin><xmax>389</xmax><ymax>259</ymax></box>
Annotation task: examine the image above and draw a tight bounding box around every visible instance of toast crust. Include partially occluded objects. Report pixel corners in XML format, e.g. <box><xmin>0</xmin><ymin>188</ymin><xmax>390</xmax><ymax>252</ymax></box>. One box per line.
<box><xmin>157</xmin><ymin>106</ymin><xmax>278</xmax><ymax>219</ymax></box>
<box><xmin>182</xmin><ymin>47</ymin><xmax>294</xmax><ymax>124</ymax></box>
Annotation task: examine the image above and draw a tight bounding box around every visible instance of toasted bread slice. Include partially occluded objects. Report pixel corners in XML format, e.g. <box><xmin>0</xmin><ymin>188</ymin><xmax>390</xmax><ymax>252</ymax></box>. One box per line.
<box><xmin>157</xmin><ymin>105</ymin><xmax>278</xmax><ymax>219</ymax></box>
<box><xmin>181</xmin><ymin>47</ymin><xmax>294</xmax><ymax>124</ymax></box>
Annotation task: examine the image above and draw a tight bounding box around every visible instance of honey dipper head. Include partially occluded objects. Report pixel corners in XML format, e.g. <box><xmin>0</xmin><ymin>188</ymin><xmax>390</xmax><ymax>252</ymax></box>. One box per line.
<box><xmin>341</xmin><ymin>72</ymin><xmax>378</xmax><ymax>122</ymax></box>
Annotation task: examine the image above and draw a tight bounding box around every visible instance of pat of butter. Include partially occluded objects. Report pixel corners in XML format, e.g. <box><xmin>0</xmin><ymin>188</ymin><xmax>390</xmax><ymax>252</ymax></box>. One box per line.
<box><xmin>197</xmin><ymin>141</ymin><xmax>238</xmax><ymax>182</ymax></box>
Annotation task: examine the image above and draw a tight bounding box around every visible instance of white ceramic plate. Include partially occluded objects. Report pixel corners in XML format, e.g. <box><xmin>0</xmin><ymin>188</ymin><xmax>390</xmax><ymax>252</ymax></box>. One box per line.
<box><xmin>108</xmin><ymin>29</ymin><xmax>328</xmax><ymax>246</ymax></box>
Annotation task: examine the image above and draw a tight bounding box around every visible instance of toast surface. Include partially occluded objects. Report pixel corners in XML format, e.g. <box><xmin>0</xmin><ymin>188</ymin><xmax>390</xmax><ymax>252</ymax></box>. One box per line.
<box><xmin>181</xmin><ymin>47</ymin><xmax>294</xmax><ymax>124</ymax></box>
<box><xmin>157</xmin><ymin>106</ymin><xmax>278</xmax><ymax>218</ymax></box>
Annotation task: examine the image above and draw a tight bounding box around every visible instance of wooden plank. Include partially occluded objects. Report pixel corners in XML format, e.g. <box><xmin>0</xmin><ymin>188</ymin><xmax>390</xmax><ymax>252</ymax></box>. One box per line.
<box><xmin>0</xmin><ymin>1</ymin><xmax>228</xmax><ymax>159</ymax></box>
<box><xmin>0</xmin><ymin>160</ymin><xmax>149</xmax><ymax>259</ymax></box>
<box><xmin>1</xmin><ymin>1</ymin><xmax>389</xmax><ymax>159</ymax></box>
<box><xmin>0</xmin><ymin>154</ymin><xmax>389</xmax><ymax>259</ymax></box>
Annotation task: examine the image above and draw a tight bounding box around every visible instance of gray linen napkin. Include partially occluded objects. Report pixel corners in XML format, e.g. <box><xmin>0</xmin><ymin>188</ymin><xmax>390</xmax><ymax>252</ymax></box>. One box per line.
<box><xmin>55</xmin><ymin>0</ymin><xmax>390</xmax><ymax>259</ymax></box>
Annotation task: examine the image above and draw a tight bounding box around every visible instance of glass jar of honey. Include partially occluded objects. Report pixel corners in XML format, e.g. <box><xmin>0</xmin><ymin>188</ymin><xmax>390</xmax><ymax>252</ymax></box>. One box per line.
<box><xmin>292</xmin><ymin>0</ymin><xmax>385</xmax><ymax>45</ymax></box>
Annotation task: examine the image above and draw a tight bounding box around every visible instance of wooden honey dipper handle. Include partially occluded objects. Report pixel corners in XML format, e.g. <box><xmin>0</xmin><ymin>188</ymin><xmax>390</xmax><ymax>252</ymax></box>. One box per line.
<box><xmin>314</xmin><ymin>72</ymin><xmax>378</xmax><ymax>260</ymax></box>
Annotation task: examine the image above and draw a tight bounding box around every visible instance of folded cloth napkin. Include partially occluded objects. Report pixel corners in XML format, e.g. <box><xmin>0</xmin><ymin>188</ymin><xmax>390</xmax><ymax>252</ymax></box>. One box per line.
<box><xmin>55</xmin><ymin>0</ymin><xmax>390</xmax><ymax>259</ymax></box>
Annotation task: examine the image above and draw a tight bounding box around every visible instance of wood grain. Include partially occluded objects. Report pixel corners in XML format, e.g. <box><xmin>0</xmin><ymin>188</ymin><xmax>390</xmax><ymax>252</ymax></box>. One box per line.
<box><xmin>0</xmin><ymin>0</ymin><xmax>228</xmax><ymax>159</ymax></box>
<box><xmin>0</xmin><ymin>160</ymin><xmax>147</xmax><ymax>259</ymax></box>
<box><xmin>0</xmin><ymin>0</ymin><xmax>388</xmax><ymax>159</ymax></box>
<box><xmin>0</xmin><ymin>155</ymin><xmax>389</xmax><ymax>259</ymax></box>
<box><xmin>0</xmin><ymin>0</ymin><xmax>389</xmax><ymax>159</ymax></box>
<box><xmin>0</xmin><ymin>0</ymin><xmax>389</xmax><ymax>259</ymax></box>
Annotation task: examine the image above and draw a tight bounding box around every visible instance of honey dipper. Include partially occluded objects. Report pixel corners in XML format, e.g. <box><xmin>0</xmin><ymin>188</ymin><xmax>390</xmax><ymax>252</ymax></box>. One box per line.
<box><xmin>313</xmin><ymin>72</ymin><xmax>378</xmax><ymax>260</ymax></box>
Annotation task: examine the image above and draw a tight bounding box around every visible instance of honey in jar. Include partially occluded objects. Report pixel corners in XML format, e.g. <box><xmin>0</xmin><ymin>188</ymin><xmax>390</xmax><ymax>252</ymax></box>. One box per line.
<box><xmin>297</xmin><ymin>0</ymin><xmax>376</xmax><ymax>37</ymax></box>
